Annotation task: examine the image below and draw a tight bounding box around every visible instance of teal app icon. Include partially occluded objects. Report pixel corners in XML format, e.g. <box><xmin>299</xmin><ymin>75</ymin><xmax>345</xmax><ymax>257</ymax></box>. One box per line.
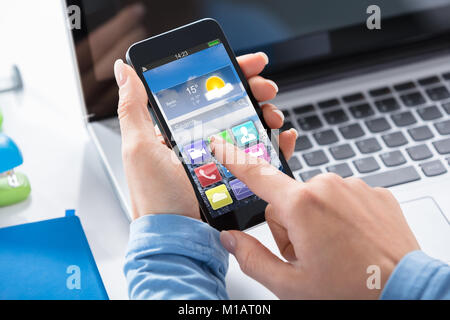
<box><xmin>231</xmin><ymin>121</ymin><xmax>259</xmax><ymax>147</ymax></box>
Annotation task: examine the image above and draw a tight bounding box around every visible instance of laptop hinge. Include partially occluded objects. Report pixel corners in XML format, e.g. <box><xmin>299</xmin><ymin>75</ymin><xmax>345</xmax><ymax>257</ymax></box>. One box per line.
<box><xmin>270</xmin><ymin>34</ymin><xmax>450</xmax><ymax>93</ymax></box>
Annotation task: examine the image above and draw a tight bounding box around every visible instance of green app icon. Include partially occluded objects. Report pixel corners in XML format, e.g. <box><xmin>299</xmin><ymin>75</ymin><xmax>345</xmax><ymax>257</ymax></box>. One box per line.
<box><xmin>208</xmin><ymin>129</ymin><xmax>234</xmax><ymax>145</ymax></box>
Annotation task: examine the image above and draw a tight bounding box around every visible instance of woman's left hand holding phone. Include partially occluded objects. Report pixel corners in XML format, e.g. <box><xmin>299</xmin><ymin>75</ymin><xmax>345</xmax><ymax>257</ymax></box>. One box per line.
<box><xmin>114</xmin><ymin>53</ymin><xmax>297</xmax><ymax>220</ymax></box>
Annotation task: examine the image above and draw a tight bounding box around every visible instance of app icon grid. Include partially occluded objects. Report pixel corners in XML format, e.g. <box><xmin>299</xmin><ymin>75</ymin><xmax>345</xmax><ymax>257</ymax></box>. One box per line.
<box><xmin>183</xmin><ymin>117</ymin><xmax>282</xmax><ymax>217</ymax></box>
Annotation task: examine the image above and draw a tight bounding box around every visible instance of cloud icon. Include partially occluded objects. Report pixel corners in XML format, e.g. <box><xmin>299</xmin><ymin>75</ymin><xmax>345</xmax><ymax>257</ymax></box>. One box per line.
<box><xmin>205</xmin><ymin>76</ymin><xmax>234</xmax><ymax>101</ymax></box>
<box><xmin>212</xmin><ymin>192</ymin><xmax>227</xmax><ymax>203</ymax></box>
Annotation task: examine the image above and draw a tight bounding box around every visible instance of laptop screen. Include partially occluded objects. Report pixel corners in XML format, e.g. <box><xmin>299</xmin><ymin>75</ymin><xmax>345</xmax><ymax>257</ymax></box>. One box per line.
<box><xmin>67</xmin><ymin>0</ymin><xmax>450</xmax><ymax>121</ymax></box>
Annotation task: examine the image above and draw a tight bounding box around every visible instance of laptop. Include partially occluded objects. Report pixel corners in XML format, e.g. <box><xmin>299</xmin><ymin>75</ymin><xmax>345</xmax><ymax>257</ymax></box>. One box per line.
<box><xmin>65</xmin><ymin>0</ymin><xmax>450</xmax><ymax>274</ymax></box>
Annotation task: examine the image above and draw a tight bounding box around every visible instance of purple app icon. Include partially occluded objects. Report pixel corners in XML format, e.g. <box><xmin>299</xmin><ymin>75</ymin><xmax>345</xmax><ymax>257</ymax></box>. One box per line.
<box><xmin>184</xmin><ymin>140</ymin><xmax>211</xmax><ymax>164</ymax></box>
<box><xmin>229</xmin><ymin>179</ymin><xmax>253</xmax><ymax>200</ymax></box>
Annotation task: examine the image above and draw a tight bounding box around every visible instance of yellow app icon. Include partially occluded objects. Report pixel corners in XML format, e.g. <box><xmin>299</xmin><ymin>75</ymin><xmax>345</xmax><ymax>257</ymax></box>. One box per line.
<box><xmin>205</xmin><ymin>184</ymin><xmax>233</xmax><ymax>210</ymax></box>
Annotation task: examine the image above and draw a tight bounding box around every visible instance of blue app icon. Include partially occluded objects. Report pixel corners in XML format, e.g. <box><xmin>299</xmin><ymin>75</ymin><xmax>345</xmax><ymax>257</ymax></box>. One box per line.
<box><xmin>231</xmin><ymin>121</ymin><xmax>259</xmax><ymax>147</ymax></box>
<box><xmin>219</xmin><ymin>164</ymin><xmax>233</xmax><ymax>178</ymax></box>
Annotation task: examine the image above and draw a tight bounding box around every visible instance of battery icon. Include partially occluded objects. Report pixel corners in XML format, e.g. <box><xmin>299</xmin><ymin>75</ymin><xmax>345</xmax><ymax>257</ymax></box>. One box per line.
<box><xmin>208</xmin><ymin>39</ymin><xmax>220</xmax><ymax>47</ymax></box>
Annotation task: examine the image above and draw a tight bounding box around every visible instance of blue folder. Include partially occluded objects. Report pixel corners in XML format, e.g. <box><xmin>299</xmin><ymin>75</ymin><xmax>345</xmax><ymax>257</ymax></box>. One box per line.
<box><xmin>0</xmin><ymin>210</ymin><xmax>108</xmax><ymax>300</ymax></box>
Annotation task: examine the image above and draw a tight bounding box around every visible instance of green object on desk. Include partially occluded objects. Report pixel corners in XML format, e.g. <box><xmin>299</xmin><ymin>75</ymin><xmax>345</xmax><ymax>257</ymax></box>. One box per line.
<box><xmin>0</xmin><ymin>109</ymin><xmax>3</xmax><ymax>131</ymax></box>
<box><xmin>0</xmin><ymin>172</ymin><xmax>31</xmax><ymax>207</ymax></box>
<box><xmin>0</xmin><ymin>133</ymin><xmax>31</xmax><ymax>207</ymax></box>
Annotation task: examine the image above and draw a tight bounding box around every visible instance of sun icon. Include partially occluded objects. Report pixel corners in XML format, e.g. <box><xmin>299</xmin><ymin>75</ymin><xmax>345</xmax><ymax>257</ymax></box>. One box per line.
<box><xmin>204</xmin><ymin>75</ymin><xmax>233</xmax><ymax>101</ymax></box>
<box><xmin>206</xmin><ymin>76</ymin><xmax>226</xmax><ymax>91</ymax></box>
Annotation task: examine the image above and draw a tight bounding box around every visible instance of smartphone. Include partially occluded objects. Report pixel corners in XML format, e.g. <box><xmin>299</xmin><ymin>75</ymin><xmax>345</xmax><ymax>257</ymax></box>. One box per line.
<box><xmin>127</xmin><ymin>19</ymin><xmax>294</xmax><ymax>231</ymax></box>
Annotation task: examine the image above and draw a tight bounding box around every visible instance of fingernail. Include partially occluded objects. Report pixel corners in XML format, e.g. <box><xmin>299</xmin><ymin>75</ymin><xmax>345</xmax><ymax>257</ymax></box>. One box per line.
<box><xmin>211</xmin><ymin>135</ymin><xmax>225</xmax><ymax>144</ymax></box>
<box><xmin>114</xmin><ymin>59</ymin><xmax>127</xmax><ymax>87</ymax></box>
<box><xmin>273</xmin><ymin>109</ymin><xmax>285</xmax><ymax>122</ymax></box>
<box><xmin>257</xmin><ymin>52</ymin><xmax>269</xmax><ymax>65</ymax></box>
<box><xmin>210</xmin><ymin>136</ymin><xmax>225</xmax><ymax>152</ymax></box>
<box><xmin>220</xmin><ymin>231</ymin><xmax>236</xmax><ymax>254</ymax></box>
<box><xmin>290</xmin><ymin>128</ymin><xmax>298</xmax><ymax>140</ymax></box>
<box><xmin>267</xmin><ymin>79</ymin><xmax>279</xmax><ymax>93</ymax></box>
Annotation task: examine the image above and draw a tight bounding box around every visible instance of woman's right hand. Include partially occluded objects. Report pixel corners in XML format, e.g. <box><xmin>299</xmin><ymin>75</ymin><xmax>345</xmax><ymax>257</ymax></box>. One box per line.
<box><xmin>210</xmin><ymin>137</ymin><xmax>420</xmax><ymax>299</ymax></box>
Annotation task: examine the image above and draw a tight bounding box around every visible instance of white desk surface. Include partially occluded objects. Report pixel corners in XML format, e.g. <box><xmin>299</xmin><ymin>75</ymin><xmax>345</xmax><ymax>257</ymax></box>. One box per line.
<box><xmin>0</xmin><ymin>1</ymin><xmax>277</xmax><ymax>299</ymax></box>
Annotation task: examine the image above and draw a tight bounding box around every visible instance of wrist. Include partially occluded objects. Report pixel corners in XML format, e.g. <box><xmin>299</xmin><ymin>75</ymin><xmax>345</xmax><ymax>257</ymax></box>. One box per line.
<box><xmin>130</xmin><ymin>201</ymin><xmax>201</xmax><ymax>221</ymax></box>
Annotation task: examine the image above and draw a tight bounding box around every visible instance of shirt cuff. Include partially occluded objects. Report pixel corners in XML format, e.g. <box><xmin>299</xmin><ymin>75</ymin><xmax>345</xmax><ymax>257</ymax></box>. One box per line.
<box><xmin>126</xmin><ymin>214</ymin><xmax>229</xmax><ymax>277</ymax></box>
<box><xmin>380</xmin><ymin>250</ymin><xmax>445</xmax><ymax>300</ymax></box>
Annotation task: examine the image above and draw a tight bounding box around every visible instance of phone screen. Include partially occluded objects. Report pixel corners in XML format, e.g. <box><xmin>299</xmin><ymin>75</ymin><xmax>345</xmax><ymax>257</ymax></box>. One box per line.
<box><xmin>142</xmin><ymin>39</ymin><xmax>284</xmax><ymax>218</ymax></box>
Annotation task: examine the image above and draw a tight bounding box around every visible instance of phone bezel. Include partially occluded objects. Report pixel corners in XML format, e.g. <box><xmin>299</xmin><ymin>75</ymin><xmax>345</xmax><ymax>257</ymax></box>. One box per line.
<box><xmin>126</xmin><ymin>18</ymin><xmax>294</xmax><ymax>231</ymax></box>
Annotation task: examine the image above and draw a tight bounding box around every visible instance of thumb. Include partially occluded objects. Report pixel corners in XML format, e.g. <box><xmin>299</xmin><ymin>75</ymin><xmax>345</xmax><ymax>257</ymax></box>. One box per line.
<box><xmin>220</xmin><ymin>230</ymin><xmax>294</xmax><ymax>296</ymax></box>
<box><xmin>114</xmin><ymin>59</ymin><xmax>156</xmax><ymax>144</ymax></box>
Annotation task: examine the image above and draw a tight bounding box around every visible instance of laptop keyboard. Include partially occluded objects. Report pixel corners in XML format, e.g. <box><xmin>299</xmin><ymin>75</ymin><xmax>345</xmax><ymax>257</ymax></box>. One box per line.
<box><xmin>283</xmin><ymin>71</ymin><xmax>450</xmax><ymax>188</ymax></box>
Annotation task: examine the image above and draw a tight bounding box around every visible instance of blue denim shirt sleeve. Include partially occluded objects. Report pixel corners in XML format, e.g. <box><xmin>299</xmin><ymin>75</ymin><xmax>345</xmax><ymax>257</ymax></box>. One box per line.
<box><xmin>381</xmin><ymin>250</ymin><xmax>450</xmax><ymax>300</ymax></box>
<box><xmin>123</xmin><ymin>214</ymin><xmax>229</xmax><ymax>300</ymax></box>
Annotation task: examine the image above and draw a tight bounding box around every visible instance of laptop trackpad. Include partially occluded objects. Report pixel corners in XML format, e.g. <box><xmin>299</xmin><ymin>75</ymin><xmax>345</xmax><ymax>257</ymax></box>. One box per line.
<box><xmin>400</xmin><ymin>197</ymin><xmax>450</xmax><ymax>263</ymax></box>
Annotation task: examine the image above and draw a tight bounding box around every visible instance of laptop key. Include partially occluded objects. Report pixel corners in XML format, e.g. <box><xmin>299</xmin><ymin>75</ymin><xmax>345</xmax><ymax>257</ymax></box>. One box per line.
<box><xmin>339</xmin><ymin>123</ymin><xmax>365</xmax><ymax>139</ymax></box>
<box><xmin>382</xmin><ymin>131</ymin><xmax>408</xmax><ymax>148</ymax></box>
<box><xmin>442</xmin><ymin>102</ymin><xmax>450</xmax><ymax>114</ymax></box>
<box><xmin>356</xmin><ymin>137</ymin><xmax>381</xmax><ymax>154</ymax></box>
<box><xmin>393</xmin><ymin>81</ymin><xmax>416</xmax><ymax>92</ymax></box>
<box><xmin>329</xmin><ymin>144</ymin><xmax>355</xmax><ymax>160</ymax></box>
<box><xmin>327</xmin><ymin>163</ymin><xmax>353</xmax><ymax>178</ymax></box>
<box><xmin>418</xmin><ymin>76</ymin><xmax>440</xmax><ymax>86</ymax></box>
<box><xmin>406</xmin><ymin>144</ymin><xmax>433</xmax><ymax>161</ymax></box>
<box><xmin>433</xmin><ymin>138</ymin><xmax>450</xmax><ymax>154</ymax></box>
<box><xmin>362</xmin><ymin>166</ymin><xmax>420</xmax><ymax>188</ymax></box>
<box><xmin>295</xmin><ymin>135</ymin><xmax>313</xmax><ymax>151</ymax></box>
<box><xmin>313</xmin><ymin>129</ymin><xmax>339</xmax><ymax>145</ymax></box>
<box><xmin>443</xmin><ymin>72</ymin><xmax>450</xmax><ymax>80</ymax></box>
<box><xmin>375</xmin><ymin>97</ymin><xmax>400</xmax><ymax>113</ymax></box>
<box><xmin>369</xmin><ymin>87</ymin><xmax>391</xmax><ymax>97</ymax></box>
<box><xmin>426</xmin><ymin>86</ymin><xmax>450</xmax><ymax>101</ymax></box>
<box><xmin>380</xmin><ymin>151</ymin><xmax>407</xmax><ymax>167</ymax></box>
<box><xmin>400</xmin><ymin>91</ymin><xmax>426</xmax><ymax>106</ymax></box>
<box><xmin>408</xmin><ymin>125</ymin><xmax>434</xmax><ymax>141</ymax></box>
<box><xmin>342</xmin><ymin>93</ymin><xmax>364</xmax><ymax>104</ymax></box>
<box><xmin>434</xmin><ymin>119</ymin><xmax>450</xmax><ymax>135</ymax></box>
<box><xmin>299</xmin><ymin>169</ymin><xmax>322</xmax><ymax>182</ymax></box>
<box><xmin>293</xmin><ymin>104</ymin><xmax>314</xmax><ymax>115</ymax></box>
<box><xmin>365</xmin><ymin>117</ymin><xmax>391</xmax><ymax>133</ymax></box>
<box><xmin>303</xmin><ymin>150</ymin><xmax>329</xmax><ymax>166</ymax></box>
<box><xmin>297</xmin><ymin>115</ymin><xmax>323</xmax><ymax>131</ymax></box>
<box><xmin>288</xmin><ymin>156</ymin><xmax>302</xmax><ymax>171</ymax></box>
<box><xmin>420</xmin><ymin>160</ymin><xmax>447</xmax><ymax>177</ymax></box>
<box><xmin>391</xmin><ymin>111</ymin><xmax>417</xmax><ymax>127</ymax></box>
<box><xmin>323</xmin><ymin>109</ymin><xmax>348</xmax><ymax>125</ymax></box>
<box><xmin>353</xmin><ymin>157</ymin><xmax>380</xmax><ymax>173</ymax></box>
<box><xmin>318</xmin><ymin>98</ymin><xmax>340</xmax><ymax>109</ymax></box>
<box><xmin>349</xmin><ymin>103</ymin><xmax>374</xmax><ymax>119</ymax></box>
<box><xmin>417</xmin><ymin>105</ymin><xmax>442</xmax><ymax>121</ymax></box>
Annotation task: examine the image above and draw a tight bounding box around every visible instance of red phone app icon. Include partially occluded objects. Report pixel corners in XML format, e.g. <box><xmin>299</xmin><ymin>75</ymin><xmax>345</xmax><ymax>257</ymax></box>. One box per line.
<box><xmin>195</xmin><ymin>163</ymin><xmax>222</xmax><ymax>187</ymax></box>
